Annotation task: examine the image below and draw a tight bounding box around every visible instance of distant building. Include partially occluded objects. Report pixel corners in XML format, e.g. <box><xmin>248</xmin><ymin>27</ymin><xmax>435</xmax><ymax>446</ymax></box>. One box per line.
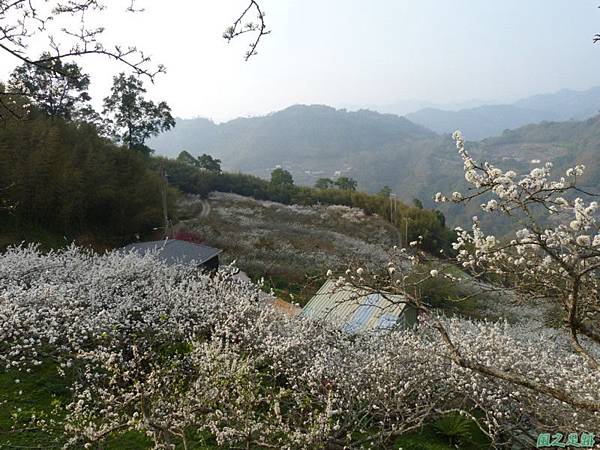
<box><xmin>121</xmin><ymin>239</ymin><xmax>222</xmax><ymax>271</ymax></box>
<box><xmin>302</xmin><ymin>279</ymin><xmax>416</xmax><ymax>333</ymax></box>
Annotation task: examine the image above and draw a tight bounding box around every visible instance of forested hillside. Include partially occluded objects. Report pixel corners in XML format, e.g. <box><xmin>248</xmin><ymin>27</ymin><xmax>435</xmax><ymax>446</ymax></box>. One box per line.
<box><xmin>0</xmin><ymin>113</ymin><xmax>175</xmax><ymax>249</ymax></box>
<box><xmin>150</xmin><ymin>105</ymin><xmax>435</xmax><ymax>183</ymax></box>
<box><xmin>159</xmin><ymin>156</ymin><xmax>455</xmax><ymax>255</ymax></box>
<box><xmin>151</xmin><ymin>102</ymin><xmax>600</xmax><ymax>234</ymax></box>
<box><xmin>514</xmin><ymin>86</ymin><xmax>600</xmax><ymax>120</ymax></box>
<box><xmin>405</xmin><ymin>114</ymin><xmax>600</xmax><ymax>234</ymax></box>
<box><xmin>0</xmin><ymin>103</ymin><xmax>453</xmax><ymax>253</ymax></box>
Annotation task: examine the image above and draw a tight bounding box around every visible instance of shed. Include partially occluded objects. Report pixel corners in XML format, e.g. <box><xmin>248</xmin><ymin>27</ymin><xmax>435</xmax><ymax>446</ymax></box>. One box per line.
<box><xmin>121</xmin><ymin>239</ymin><xmax>222</xmax><ymax>271</ymax></box>
<box><xmin>302</xmin><ymin>279</ymin><xmax>416</xmax><ymax>333</ymax></box>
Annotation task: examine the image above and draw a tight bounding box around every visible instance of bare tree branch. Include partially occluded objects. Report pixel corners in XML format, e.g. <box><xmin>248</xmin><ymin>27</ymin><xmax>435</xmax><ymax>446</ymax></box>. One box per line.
<box><xmin>223</xmin><ymin>0</ymin><xmax>270</xmax><ymax>61</ymax></box>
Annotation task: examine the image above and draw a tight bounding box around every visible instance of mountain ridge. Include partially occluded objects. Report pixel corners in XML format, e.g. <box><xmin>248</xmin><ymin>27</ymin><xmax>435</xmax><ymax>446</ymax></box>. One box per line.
<box><xmin>150</xmin><ymin>104</ymin><xmax>436</xmax><ymax>179</ymax></box>
<box><xmin>405</xmin><ymin>86</ymin><xmax>600</xmax><ymax>140</ymax></box>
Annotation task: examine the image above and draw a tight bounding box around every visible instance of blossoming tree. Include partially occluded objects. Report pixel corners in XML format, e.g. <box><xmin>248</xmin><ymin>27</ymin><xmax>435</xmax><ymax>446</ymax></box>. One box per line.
<box><xmin>323</xmin><ymin>131</ymin><xmax>600</xmax><ymax>445</ymax></box>
<box><xmin>426</xmin><ymin>131</ymin><xmax>600</xmax><ymax>415</ymax></box>
<box><xmin>2</xmin><ymin>243</ymin><xmax>600</xmax><ymax>448</ymax></box>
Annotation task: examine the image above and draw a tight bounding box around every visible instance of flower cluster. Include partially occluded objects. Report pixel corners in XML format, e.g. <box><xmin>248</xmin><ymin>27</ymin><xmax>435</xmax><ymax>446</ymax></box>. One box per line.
<box><xmin>434</xmin><ymin>131</ymin><xmax>600</xmax><ymax>397</ymax></box>
<box><xmin>2</xmin><ymin>245</ymin><xmax>600</xmax><ymax>448</ymax></box>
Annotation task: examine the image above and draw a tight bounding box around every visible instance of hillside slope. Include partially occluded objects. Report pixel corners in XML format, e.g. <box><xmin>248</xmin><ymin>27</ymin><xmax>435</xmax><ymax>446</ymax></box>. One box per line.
<box><xmin>178</xmin><ymin>192</ymin><xmax>399</xmax><ymax>303</ymax></box>
<box><xmin>154</xmin><ymin>106</ymin><xmax>600</xmax><ymax>234</ymax></box>
<box><xmin>150</xmin><ymin>104</ymin><xmax>436</xmax><ymax>184</ymax></box>
<box><xmin>304</xmin><ymin>114</ymin><xmax>600</xmax><ymax>234</ymax></box>
<box><xmin>514</xmin><ymin>86</ymin><xmax>600</xmax><ymax>121</ymax></box>
<box><xmin>408</xmin><ymin>115</ymin><xmax>600</xmax><ymax>234</ymax></box>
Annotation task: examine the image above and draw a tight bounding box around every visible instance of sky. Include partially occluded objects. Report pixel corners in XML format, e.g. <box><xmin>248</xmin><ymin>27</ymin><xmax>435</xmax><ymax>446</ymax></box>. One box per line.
<box><xmin>2</xmin><ymin>0</ymin><xmax>600</xmax><ymax>122</ymax></box>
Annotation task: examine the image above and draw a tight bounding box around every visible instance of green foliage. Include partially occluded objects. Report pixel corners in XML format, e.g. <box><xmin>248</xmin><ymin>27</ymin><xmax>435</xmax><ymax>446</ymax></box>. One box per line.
<box><xmin>395</xmin><ymin>413</ymin><xmax>491</xmax><ymax>450</ymax></box>
<box><xmin>315</xmin><ymin>177</ymin><xmax>334</xmax><ymax>189</ymax></box>
<box><xmin>8</xmin><ymin>53</ymin><xmax>91</xmax><ymax>120</ymax></box>
<box><xmin>0</xmin><ymin>115</ymin><xmax>173</xmax><ymax>249</ymax></box>
<box><xmin>103</xmin><ymin>73</ymin><xmax>175</xmax><ymax>153</ymax></box>
<box><xmin>0</xmin><ymin>361</ymin><xmax>68</xmax><ymax>449</ymax></box>
<box><xmin>434</xmin><ymin>210</ymin><xmax>446</xmax><ymax>227</ymax></box>
<box><xmin>0</xmin><ymin>361</ymin><xmax>162</xmax><ymax>449</ymax></box>
<box><xmin>198</xmin><ymin>153</ymin><xmax>222</xmax><ymax>173</ymax></box>
<box><xmin>432</xmin><ymin>413</ymin><xmax>477</xmax><ymax>447</ymax></box>
<box><xmin>378</xmin><ymin>185</ymin><xmax>392</xmax><ymax>197</ymax></box>
<box><xmin>177</xmin><ymin>150</ymin><xmax>200</xmax><ymax>167</ymax></box>
<box><xmin>335</xmin><ymin>176</ymin><xmax>357</xmax><ymax>191</ymax></box>
<box><xmin>270</xmin><ymin>167</ymin><xmax>294</xmax><ymax>186</ymax></box>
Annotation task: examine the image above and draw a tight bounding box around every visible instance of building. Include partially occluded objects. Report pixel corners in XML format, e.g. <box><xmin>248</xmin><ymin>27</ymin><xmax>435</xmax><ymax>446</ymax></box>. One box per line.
<box><xmin>121</xmin><ymin>239</ymin><xmax>222</xmax><ymax>271</ymax></box>
<box><xmin>302</xmin><ymin>279</ymin><xmax>416</xmax><ymax>333</ymax></box>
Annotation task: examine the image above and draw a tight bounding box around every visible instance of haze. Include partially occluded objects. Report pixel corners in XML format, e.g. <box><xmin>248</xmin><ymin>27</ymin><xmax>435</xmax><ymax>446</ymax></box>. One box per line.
<box><xmin>1</xmin><ymin>0</ymin><xmax>599</xmax><ymax>122</ymax></box>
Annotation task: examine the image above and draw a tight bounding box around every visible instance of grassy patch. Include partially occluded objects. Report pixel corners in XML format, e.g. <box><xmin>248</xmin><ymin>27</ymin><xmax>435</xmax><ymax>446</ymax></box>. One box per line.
<box><xmin>395</xmin><ymin>413</ymin><xmax>492</xmax><ymax>450</ymax></box>
<box><xmin>1</xmin><ymin>363</ymin><xmax>491</xmax><ymax>450</ymax></box>
<box><xmin>0</xmin><ymin>363</ymin><xmax>153</xmax><ymax>449</ymax></box>
<box><xmin>0</xmin><ymin>361</ymin><xmax>69</xmax><ymax>448</ymax></box>
<box><xmin>259</xmin><ymin>273</ymin><xmax>326</xmax><ymax>306</ymax></box>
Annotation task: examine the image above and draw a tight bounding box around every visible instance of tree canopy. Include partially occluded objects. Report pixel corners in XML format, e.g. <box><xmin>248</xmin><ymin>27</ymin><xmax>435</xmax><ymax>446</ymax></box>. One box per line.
<box><xmin>315</xmin><ymin>178</ymin><xmax>334</xmax><ymax>189</ymax></box>
<box><xmin>378</xmin><ymin>185</ymin><xmax>392</xmax><ymax>197</ymax></box>
<box><xmin>8</xmin><ymin>54</ymin><xmax>91</xmax><ymax>120</ymax></box>
<box><xmin>177</xmin><ymin>151</ymin><xmax>200</xmax><ymax>167</ymax></box>
<box><xmin>335</xmin><ymin>176</ymin><xmax>357</xmax><ymax>191</ymax></box>
<box><xmin>0</xmin><ymin>113</ymin><xmax>174</xmax><ymax>249</ymax></box>
<box><xmin>103</xmin><ymin>73</ymin><xmax>175</xmax><ymax>154</ymax></box>
<box><xmin>0</xmin><ymin>1</ymin><xmax>268</xmax><ymax>121</ymax></box>
<box><xmin>198</xmin><ymin>154</ymin><xmax>222</xmax><ymax>173</ymax></box>
<box><xmin>270</xmin><ymin>168</ymin><xmax>294</xmax><ymax>187</ymax></box>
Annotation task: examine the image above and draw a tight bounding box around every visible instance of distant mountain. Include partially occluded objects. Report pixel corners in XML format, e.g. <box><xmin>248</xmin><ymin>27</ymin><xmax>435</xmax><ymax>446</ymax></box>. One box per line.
<box><xmin>151</xmin><ymin>102</ymin><xmax>600</xmax><ymax>234</ymax></box>
<box><xmin>405</xmin><ymin>86</ymin><xmax>600</xmax><ymax>141</ymax></box>
<box><xmin>150</xmin><ymin>104</ymin><xmax>436</xmax><ymax>182</ymax></box>
<box><xmin>406</xmin><ymin>105</ymin><xmax>559</xmax><ymax>141</ymax></box>
<box><xmin>477</xmin><ymin>115</ymin><xmax>600</xmax><ymax>187</ymax></box>
<box><xmin>514</xmin><ymin>87</ymin><xmax>600</xmax><ymax>121</ymax></box>
<box><xmin>373</xmin><ymin>98</ymin><xmax>495</xmax><ymax>117</ymax></box>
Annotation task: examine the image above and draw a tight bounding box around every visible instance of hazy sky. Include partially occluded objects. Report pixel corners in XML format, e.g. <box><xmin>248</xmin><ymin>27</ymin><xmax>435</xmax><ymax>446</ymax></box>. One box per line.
<box><xmin>2</xmin><ymin>0</ymin><xmax>600</xmax><ymax>121</ymax></box>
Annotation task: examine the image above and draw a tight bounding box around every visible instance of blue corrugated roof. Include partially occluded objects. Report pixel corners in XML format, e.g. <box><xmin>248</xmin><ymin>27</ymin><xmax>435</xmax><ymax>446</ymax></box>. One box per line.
<box><xmin>302</xmin><ymin>279</ymin><xmax>411</xmax><ymax>333</ymax></box>
<box><xmin>121</xmin><ymin>239</ymin><xmax>222</xmax><ymax>266</ymax></box>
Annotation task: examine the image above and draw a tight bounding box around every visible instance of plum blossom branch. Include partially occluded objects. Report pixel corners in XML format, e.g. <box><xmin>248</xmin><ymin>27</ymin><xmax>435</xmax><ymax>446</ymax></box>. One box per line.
<box><xmin>223</xmin><ymin>0</ymin><xmax>270</xmax><ymax>61</ymax></box>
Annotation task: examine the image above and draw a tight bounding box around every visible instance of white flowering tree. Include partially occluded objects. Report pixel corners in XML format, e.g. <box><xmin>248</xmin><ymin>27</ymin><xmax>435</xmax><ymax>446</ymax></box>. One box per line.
<box><xmin>3</xmin><ymin>245</ymin><xmax>600</xmax><ymax>448</ymax></box>
<box><xmin>431</xmin><ymin>131</ymin><xmax>600</xmax><ymax>413</ymax></box>
<box><xmin>321</xmin><ymin>130</ymin><xmax>600</xmax><ymax>445</ymax></box>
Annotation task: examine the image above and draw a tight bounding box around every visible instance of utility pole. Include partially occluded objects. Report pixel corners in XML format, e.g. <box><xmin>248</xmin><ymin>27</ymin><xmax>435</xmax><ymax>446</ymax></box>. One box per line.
<box><xmin>389</xmin><ymin>193</ymin><xmax>397</xmax><ymax>225</ymax></box>
<box><xmin>159</xmin><ymin>160</ymin><xmax>169</xmax><ymax>239</ymax></box>
<box><xmin>389</xmin><ymin>193</ymin><xmax>402</xmax><ymax>247</ymax></box>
